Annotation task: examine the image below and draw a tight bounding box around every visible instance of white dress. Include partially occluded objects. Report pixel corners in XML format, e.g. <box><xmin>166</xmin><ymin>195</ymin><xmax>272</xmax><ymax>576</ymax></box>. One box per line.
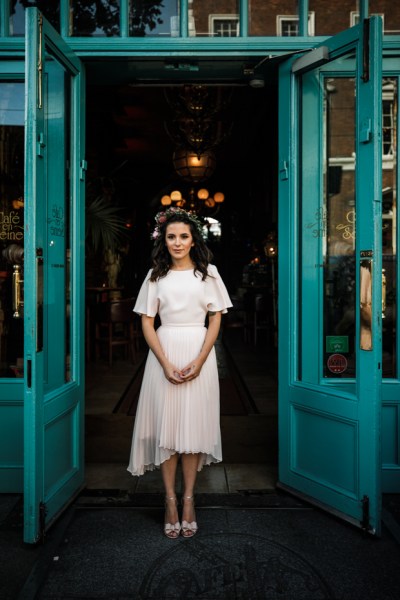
<box><xmin>127</xmin><ymin>264</ymin><xmax>232</xmax><ymax>476</ymax></box>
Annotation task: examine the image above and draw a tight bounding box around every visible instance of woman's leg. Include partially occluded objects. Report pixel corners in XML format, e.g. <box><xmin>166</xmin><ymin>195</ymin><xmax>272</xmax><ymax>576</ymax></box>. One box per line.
<box><xmin>181</xmin><ymin>452</ymin><xmax>199</xmax><ymax>524</ymax></box>
<box><xmin>161</xmin><ymin>453</ymin><xmax>180</xmax><ymax>526</ymax></box>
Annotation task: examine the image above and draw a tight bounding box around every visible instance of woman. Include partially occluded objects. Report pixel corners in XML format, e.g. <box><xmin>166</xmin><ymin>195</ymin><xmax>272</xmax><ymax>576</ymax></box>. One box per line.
<box><xmin>127</xmin><ymin>207</ymin><xmax>232</xmax><ymax>538</ymax></box>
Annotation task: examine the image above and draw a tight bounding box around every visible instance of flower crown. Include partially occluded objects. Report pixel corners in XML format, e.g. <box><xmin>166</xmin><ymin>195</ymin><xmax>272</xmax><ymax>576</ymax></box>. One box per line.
<box><xmin>151</xmin><ymin>207</ymin><xmax>203</xmax><ymax>241</ymax></box>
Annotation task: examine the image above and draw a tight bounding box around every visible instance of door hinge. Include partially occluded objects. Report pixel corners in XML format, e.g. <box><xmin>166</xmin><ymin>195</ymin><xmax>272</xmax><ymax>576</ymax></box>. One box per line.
<box><xmin>37</xmin><ymin>132</ymin><xmax>46</xmax><ymax>157</ymax></box>
<box><xmin>361</xmin><ymin>494</ymin><xmax>374</xmax><ymax>535</ymax></box>
<box><xmin>279</xmin><ymin>160</ymin><xmax>288</xmax><ymax>181</ymax></box>
<box><xmin>80</xmin><ymin>159</ymin><xmax>88</xmax><ymax>181</ymax></box>
<box><xmin>39</xmin><ymin>501</ymin><xmax>48</xmax><ymax>544</ymax></box>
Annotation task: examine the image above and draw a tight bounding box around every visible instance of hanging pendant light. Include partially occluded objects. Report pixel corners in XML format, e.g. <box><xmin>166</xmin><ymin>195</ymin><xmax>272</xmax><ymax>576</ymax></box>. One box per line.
<box><xmin>173</xmin><ymin>149</ymin><xmax>216</xmax><ymax>183</ymax></box>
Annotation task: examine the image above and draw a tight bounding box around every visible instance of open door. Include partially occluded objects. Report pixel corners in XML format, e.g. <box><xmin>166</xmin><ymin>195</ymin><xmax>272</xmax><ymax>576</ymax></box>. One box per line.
<box><xmin>278</xmin><ymin>18</ymin><xmax>382</xmax><ymax>534</ymax></box>
<box><xmin>24</xmin><ymin>8</ymin><xmax>85</xmax><ymax>543</ymax></box>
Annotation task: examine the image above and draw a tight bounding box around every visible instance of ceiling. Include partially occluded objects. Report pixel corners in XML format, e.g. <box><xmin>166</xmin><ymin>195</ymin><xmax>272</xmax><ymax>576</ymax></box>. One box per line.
<box><xmin>85</xmin><ymin>74</ymin><xmax>278</xmax><ymax>216</ymax></box>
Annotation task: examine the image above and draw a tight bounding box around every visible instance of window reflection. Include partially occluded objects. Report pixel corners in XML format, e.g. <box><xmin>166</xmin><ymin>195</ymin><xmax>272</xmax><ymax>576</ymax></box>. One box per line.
<box><xmin>323</xmin><ymin>77</ymin><xmax>356</xmax><ymax>378</ymax></box>
<box><xmin>323</xmin><ymin>76</ymin><xmax>398</xmax><ymax>378</ymax></box>
<box><xmin>10</xmin><ymin>0</ymin><xmax>60</xmax><ymax>35</ymax></box>
<box><xmin>0</xmin><ymin>82</ymin><xmax>24</xmax><ymax>378</ymax></box>
<box><xmin>69</xmin><ymin>0</ymin><xmax>120</xmax><ymax>37</ymax></box>
<box><xmin>129</xmin><ymin>0</ymin><xmax>178</xmax><ymax>37</ymax></box>
<box><xmin>382</xmin><ymin>78</ymin><xmax>397</xmax><ymax>377</ymax></box>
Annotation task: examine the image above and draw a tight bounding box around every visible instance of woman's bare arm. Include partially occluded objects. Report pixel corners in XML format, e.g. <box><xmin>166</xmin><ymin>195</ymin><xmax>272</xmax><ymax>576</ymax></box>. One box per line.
<box><xmin>180</xmin><ymin>311</ymin><xmax>222</xmax><ymax>382</ymax></box>
<box><xmin>141</xmin><ymin>315</ymin><xmax>183</xmax><ymax>384</ymax></box>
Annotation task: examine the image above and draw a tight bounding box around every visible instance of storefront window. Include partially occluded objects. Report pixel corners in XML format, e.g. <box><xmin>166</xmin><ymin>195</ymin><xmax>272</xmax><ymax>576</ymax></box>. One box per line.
<box><xmin>69</xmin><ymin>0</ymin><xmax>120</xmax><ymax>37</ymax></box>
<box><xmin>190</xmin><ymin>0</ymin><xmax>239</xmax><ymax>37</ymax></box>
<box><xmin>309</xmin><ymin>0</ymin><xmax>359</xmax><ymax>36</ymax></box>
<box><xmin>0</xmin><ymin>82</ymin><xmax>24</xmax><ymax>378</ymax></box>
<box><xmin>129</xmin><ymin>0</ymin><xmax>178</xmax><ymax>37</ymax></box>
<box><xmin>249</xmin><ymin>0</ymin><xmax>298</xmax><ymax>37</ymax></box>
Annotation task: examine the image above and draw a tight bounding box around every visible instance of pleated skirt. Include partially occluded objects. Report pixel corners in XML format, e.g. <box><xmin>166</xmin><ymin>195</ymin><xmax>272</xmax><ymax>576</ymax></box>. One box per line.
<box><xmin>127</xmin><ymin>324</ymin><xmax>222</xmax><ymax>476</ymax></box>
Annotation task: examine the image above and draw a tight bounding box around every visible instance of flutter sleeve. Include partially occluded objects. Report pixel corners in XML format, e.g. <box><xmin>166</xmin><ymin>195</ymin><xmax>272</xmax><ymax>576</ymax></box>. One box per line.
<box><xmin>205</xmin><ymin>264</ymin><xmax>233</xmax><ymax>314</ymax></box>
<box><xmin>133</xmin><ymin>269</ymin><xmax>159</xmax><ymax>317</ymax></box>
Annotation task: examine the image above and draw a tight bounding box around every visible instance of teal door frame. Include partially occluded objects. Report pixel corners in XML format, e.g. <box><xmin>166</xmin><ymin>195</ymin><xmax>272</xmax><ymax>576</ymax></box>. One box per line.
<box><xmin>24</xmin><ymin>8</ymin><xmax>85</xmax><ymax>543</ymax></box>
<box><xmin>278</xmin><ymin>18</ymin><xmax>383</xmax><ymax>534</ymax></box>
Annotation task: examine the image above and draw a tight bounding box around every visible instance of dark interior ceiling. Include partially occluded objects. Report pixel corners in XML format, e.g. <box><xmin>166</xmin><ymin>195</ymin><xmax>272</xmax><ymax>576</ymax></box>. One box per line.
<box><xmin>84</xmin><ymin>59</ymin><xmax>279</xmax><ymax>257</ymax></box>
<box><xmin>84</xmin><ymin>60</ymin><xmax>279</xmax><ymax>288</ymax></box>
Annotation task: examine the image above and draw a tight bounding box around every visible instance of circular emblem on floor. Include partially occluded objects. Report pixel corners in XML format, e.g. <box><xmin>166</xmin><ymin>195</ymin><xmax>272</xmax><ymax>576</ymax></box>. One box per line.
<box><xmin>139</xmin><ymin>532</ymin><xmax>333</xmax><ymax>599</ymax></box>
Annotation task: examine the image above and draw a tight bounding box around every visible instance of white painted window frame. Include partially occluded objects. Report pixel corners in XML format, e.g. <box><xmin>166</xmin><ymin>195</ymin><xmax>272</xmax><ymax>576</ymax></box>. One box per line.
<box><xmin>209</xmin><ymin>14</ymin><xmax>240</xmax><ymax>38</ymax></box>
<box><xmin>276</xmin><ymin>12</ymin><xmax>315</xmax><ymax>36</ymax></box>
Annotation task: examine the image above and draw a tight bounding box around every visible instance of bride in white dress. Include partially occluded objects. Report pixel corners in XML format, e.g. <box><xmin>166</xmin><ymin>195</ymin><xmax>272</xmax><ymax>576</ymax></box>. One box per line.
<box><xmin>127</xmin><ymin>207</ymin><xmax>232</xmax><ymax>538</ymax></box>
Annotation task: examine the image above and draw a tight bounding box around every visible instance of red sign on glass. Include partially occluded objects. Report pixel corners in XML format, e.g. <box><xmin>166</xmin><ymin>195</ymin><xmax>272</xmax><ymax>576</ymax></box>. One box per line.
<box><xmin>327</xmin><ymin>353</ymin><xmax>348</xmax><ymax>374</ymax></box>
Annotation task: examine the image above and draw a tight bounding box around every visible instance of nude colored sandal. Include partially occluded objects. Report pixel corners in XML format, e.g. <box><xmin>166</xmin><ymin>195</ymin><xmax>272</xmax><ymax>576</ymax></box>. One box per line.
<box><xmin>164</xmin><ymin>496</ymin><xmax>181</xmax><ymax>539</ymax></box>
<box><xmin>181</xmin><ymin>495</ymin><xmax>198</xmax><ymax>538</ymax></box>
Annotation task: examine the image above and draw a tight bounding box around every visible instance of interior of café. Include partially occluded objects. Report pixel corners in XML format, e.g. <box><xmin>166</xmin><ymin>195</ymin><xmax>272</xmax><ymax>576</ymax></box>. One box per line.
<box><xmin>82</xmin><ymin>80</ymin><xmax>279</xmax><ymax>491</ymax></box>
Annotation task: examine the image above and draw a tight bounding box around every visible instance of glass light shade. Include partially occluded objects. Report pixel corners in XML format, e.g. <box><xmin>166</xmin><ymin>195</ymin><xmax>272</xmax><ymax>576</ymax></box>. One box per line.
<box><xmin>197</xmin><ymin>188</ymin><xmax>209</xmax><ymax>200</ymax></box>
<box><xmin>214</xmin><ymin>192</ymin><xmax>225</xmax><ymax>203</ymax></box>
<box><xmin>173</xmin><ymin>149</ymin><xmax>216</xmax><ymax>182</ymax></box>
<box><xmin>170</xmin><ymin>190</ymin><xmax>182</xmax><ymax>201</ymax></box>
<box><xmin>176</xmin><ymin>199</ymin><xmax>186</xmax><ymax>207</ymax></box>
<box><xmin>205</xmin><ymin>197</ymin><xmax>216</xmax><ymax>208</ymax></box>
<box><xmin>161</xmin><ymin>195</ymin><xmax>172</xmax><ymax>206</ymax></box>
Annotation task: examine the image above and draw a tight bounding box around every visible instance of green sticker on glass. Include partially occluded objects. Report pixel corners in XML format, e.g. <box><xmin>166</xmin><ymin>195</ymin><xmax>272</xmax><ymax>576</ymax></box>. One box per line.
<box><xmin>326</xmin><ymin>336</ymin><xmax>349</xmax><ymax>353</ymax></box>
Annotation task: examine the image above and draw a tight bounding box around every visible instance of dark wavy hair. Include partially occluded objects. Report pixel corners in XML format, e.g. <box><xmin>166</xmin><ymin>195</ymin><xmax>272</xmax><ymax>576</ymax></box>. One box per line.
<box><xmin>150</xmin><ymin>212</ymin><xmax>213</xmax><ymax>281</ymax></box>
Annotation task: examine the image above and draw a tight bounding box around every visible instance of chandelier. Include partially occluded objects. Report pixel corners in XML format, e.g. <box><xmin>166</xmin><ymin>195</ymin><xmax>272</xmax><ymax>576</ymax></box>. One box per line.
<box><xmin>160</xmin><ymin>187</ymin><xmax>225</xmax><ymax>214</ymax></box>
<box><xmin>165</xmin><ymin>85</ymin><xmax>231</xmax><ymax>183</ymax></box>
<box><xmin>172</xmin><ymin>149</ymin><xmax>216</xmax><ymax>183</ymax></box>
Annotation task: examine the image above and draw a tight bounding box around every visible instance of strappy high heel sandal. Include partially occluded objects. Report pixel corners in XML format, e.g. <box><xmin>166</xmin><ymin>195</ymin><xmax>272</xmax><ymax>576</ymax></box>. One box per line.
<box><xmin>164</xmin><ymin>496</ymin><xmax>181</xmax><ymax>539</ymax></box>
<box><xmin>181</xmin><ymin>495</ymin><xmax>198</xmax><ymax>538</ymax></box>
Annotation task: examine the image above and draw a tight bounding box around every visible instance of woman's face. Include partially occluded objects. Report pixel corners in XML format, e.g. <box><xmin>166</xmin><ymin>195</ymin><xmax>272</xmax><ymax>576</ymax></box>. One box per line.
<box><xmin>165</xmin><ymin>221</ymin><xmax>194</xmax><ymax>264</ymax></box>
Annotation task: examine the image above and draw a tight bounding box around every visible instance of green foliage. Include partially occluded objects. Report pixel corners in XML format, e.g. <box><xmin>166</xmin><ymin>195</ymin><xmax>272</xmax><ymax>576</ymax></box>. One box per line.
<box><xmin>85</xmin><ymin>196</ymin><xmax>127</xmax><ymax>253</ymax></box>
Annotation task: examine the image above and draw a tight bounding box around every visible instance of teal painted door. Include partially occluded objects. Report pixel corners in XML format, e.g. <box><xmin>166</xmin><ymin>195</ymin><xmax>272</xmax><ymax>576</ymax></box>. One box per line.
<box><xmin>0</xmin><ymin>64</ymin><xmax>25</xmax><ymax>492</ymax></box>
<box><xmin>278</xmin><ymin>18</ymin><xmax>383</xmax><ymax>534</ymax></box>
<box><xmin>24</xmin><ymin>8</ymin><xmax>85</xmax><ymax>544</ymax></box>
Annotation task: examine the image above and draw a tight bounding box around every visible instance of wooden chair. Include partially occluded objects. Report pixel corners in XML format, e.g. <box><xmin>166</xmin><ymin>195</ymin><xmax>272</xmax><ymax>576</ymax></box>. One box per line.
<box><xmin>94</xmin><ymin>298</ymin><xmax>140</xmax><ymax>366</ymax></box>
<box><xmin>253</xmin><ymin>293</ymin><xmax>271</xmax><ymax>345</ymax></box>
<box><xmin>222</xmin><ymin>295</ymin><xmax>252</xmax><ymax>343</ymax></box>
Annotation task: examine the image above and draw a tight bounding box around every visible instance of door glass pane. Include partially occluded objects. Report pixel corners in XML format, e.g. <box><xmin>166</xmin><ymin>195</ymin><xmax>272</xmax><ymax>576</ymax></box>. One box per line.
<box><xmin>45</xmin><ymin>56</ymin><xmax>73</xmax><ymax>387</ymax></box>
<box><xmin>130</xmin><ymin>0</ymin><xmax>178</xmax><ymax>37</ymax></box>
<box><xmin>191</xmin><ymin>0</ymin><xmax>239</xmax><ymax>37</ymax></box>
<box><xmin>309</xmin><ymin>1</ymin><xmax>359</xmax><ymax>36</ymax></box>
<box><xmin>69</xmin><ymin>0</ymin><xmax>120</xmax><ymax>36</ymax></box>
<box><xmin>382</xmin><ymin>77</ymin><xmax>397</xmax><ymax>378</ymax></box>
<box><xmin>369</xmin><ymin>1</ymin><xmax>399</xmax><ymax>35</ymax></box>
<box><xmin>323</xmin><ymin>77</ymin><xmax>356</xmax><ymax>378</ymax></box>
<box><xmin>0</xmin><ymin>81</ymin><xmax>24</xmax><ymax>378</ymax></box>
<box><xmin>250</xmin><ymin>0</ymin><xmax>298</xmax><ymax>37</ymax></box>
<box><xmin>10</xmin><ymin>1</ymin><xmax>60</xmax><ymax>35</ymax></box>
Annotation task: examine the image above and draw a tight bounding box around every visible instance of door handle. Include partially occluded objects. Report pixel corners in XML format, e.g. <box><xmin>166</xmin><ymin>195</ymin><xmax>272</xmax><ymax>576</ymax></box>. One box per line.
<box><xmin>360</xmin><ymin>255</ymin><xmax>373</xmax><ymax>351</ymax></box>
<box><xmin>12</xmin><ymin>264</ymin><xmax>24</xmax><ymax>318</ymax></box>
<box><xmin>382</xmin><ymin>268</ymin><xmax>386</xmax><ymax>319</ymax></box>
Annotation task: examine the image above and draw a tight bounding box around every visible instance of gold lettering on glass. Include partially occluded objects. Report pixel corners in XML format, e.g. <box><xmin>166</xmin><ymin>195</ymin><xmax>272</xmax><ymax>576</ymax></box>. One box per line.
<box><xmin>336</xmin><ymin>210</ymin><xmax>355</xmax><ymax>241</ymax></box>
<box><xmin>305</xmin><ymin>207</ymin><xmax>326</xmax><ymax>238</ymax></box>
<box><xmin>0</xmin><ymin>211</ymin><xmax>24</xmax><ymax>242</ymax></box>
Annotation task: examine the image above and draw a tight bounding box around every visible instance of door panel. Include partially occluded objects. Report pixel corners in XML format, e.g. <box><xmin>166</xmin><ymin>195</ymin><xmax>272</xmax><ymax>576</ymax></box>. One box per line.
<box><xmin>278</xmin><ymin>18</ymin><xmax>382</xmax><ymax>534</ymax></box>
<box><xmin>24</xmin><ymin>8</ymin><xmax>85</xmax><ymax>543</ymax></box>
